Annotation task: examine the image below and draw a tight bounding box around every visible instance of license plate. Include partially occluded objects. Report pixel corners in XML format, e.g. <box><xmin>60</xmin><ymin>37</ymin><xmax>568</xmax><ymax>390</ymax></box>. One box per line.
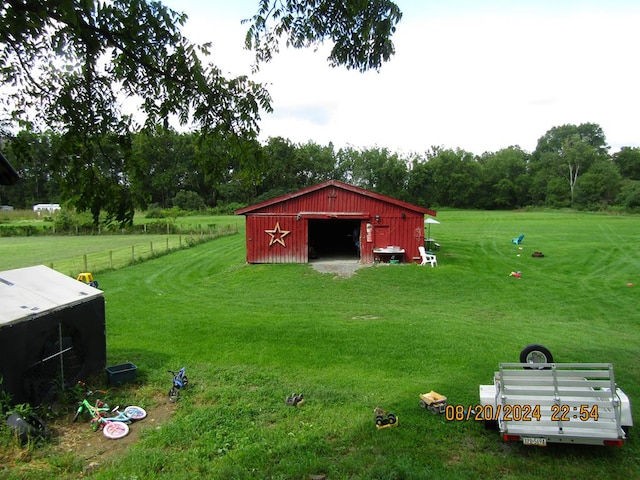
<box><xmin>523</xmin><ymin>437</ymin><xmax>547</xmax><ymax>447</ymax></box>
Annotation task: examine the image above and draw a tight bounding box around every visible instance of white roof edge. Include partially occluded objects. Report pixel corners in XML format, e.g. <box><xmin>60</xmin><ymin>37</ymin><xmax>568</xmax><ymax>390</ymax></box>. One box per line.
<box><xmin>0</xmin><ymin>265</ymin><xmax>103</xmax><ymax>326</ymax></box>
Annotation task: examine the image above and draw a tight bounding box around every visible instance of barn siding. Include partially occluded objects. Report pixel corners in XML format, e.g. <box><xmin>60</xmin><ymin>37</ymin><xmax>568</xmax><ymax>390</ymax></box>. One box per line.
<box><xmin>246</xmin><ymin>215</ymin><xmax>307</xmax><ymax>263</ymax></box>
<box><xmin>237</xmin><ymin>181</ymin><xmax>434</xmax><ymax>264</ymax></box>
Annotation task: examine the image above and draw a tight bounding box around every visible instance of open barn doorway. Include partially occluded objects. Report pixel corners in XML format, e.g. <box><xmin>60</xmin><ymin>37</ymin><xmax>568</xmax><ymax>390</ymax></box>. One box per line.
<box><xmin>308</xmin><ymin>218</ymin><xmax>361</xmax><ymax>260</ymax></box>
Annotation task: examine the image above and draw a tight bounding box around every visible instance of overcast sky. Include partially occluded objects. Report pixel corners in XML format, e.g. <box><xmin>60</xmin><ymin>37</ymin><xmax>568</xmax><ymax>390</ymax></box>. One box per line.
<box><xmin>162</xmin><ymin>0</ymin><xmax>640</xmax><ymax>156</ymax></box>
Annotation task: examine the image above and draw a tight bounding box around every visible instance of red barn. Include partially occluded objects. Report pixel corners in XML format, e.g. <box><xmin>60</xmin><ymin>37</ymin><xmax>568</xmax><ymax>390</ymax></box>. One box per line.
<box><xmin>235</xmin><ymin>180</ymin><xmax>436</xmax><ymax>264</ymax></box>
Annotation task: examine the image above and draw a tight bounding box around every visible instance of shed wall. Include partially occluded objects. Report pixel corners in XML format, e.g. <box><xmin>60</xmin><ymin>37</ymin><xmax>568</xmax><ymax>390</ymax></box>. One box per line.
<box><xmin>0</xmin><ymin>298</ymin><xmax>106</xmax><ymax>404</ymax></box>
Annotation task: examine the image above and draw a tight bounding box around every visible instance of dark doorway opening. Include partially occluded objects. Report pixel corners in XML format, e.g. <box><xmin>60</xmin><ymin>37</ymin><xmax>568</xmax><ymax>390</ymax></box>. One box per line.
<box><xmin>308</xmin><ymin>219</ymin><xmax>361</xmax><ymax>260</ymax></box>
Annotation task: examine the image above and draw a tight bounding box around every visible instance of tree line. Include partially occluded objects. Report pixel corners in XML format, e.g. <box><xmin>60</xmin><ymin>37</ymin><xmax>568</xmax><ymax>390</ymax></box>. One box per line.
<box><xmin>1</xmin><ymin>121</ymin><xmax>639</xmax><ymax>220</ymax></box>
<box><xmin>1</xmin><ymin>2</ymin><xmax>639</xmax><ymax>225</ymax></box>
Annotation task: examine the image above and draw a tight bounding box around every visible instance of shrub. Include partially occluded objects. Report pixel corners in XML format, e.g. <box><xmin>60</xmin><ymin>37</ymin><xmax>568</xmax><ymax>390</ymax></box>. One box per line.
<box><xmin>145</xmin><ymin>207</ymin><xmax>166</xmax><ymax>219</ymax></box>
<box><xmin>173</xmin><ymin>190</ymin><xmax>205</xmax><ymax>211</ymax></box>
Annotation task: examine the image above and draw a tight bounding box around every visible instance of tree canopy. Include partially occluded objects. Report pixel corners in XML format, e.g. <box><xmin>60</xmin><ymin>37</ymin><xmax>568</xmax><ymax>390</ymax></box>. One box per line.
<box><xmin>244</xmin><ymin>0</ymin><xmax>402</xmax><ymax>72</ymax></box>
<box><xmin>3</xmin><ymin>122</ymin><xmax>637</xmax><ymax>219</ymax></box>
<box><xmin>0</xmin><ymin>0</ymin><xmax>402</xmax><ymax>225</ymax></box>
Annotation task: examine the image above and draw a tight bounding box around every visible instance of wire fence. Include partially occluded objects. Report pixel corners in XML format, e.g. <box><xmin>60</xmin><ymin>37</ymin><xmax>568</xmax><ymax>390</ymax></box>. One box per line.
<box><xmin>48</xmin><ymin>224</ymin><xmax>238</xmax><ymax>277</ymax></box>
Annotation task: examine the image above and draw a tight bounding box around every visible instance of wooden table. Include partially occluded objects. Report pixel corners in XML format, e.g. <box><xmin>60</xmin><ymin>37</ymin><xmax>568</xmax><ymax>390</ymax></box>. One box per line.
<box><xmin>424</xmin><ymin>238</ymin><xmax>439</xmax><ymax>251</ymax></box>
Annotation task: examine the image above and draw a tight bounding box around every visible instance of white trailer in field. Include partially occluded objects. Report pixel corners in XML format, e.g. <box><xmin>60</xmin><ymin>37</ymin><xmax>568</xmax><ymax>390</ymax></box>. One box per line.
<box><xmin>478</xmin><ymin>346</ymin><xmax>633</xmax><ymax>447</ymax></box>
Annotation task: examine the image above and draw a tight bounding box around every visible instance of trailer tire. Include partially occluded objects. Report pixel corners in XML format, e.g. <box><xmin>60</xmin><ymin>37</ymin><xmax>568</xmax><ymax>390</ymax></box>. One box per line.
<box><xmin>484</xmin><ymin>419</ymin><xmax>498</xmax><ymax>430</ymax></box>
<box><xmin>520</xmin><ymin>344</ymin><xmax>553</xmax><ymax>369</ymax></box>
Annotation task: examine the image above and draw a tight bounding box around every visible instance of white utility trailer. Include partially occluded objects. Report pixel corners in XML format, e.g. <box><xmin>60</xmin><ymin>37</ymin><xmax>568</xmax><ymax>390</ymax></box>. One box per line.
<box><xmin>479</xmin><ymin>361</ymin><xmax>633</xmax><ymax>446</ymax></box>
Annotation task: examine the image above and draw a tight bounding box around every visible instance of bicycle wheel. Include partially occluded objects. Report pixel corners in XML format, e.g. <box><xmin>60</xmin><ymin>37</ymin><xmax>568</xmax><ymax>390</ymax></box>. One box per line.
<box><xmin>102</xmin><ymin>421</ymin><xmax>129</xmax><ymax>439</ymax></box>
<box><xmin>124</xmin><ymin>405</ymin><xmax>147</xmax><ymax>420</ymax></box>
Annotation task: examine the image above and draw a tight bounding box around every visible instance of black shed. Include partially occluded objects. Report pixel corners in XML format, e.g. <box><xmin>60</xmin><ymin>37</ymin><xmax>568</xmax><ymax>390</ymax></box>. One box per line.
<box><xmin>0</xmin><ymin>265</ymin><xmax>106</xmax><ymax>404</ymax></box>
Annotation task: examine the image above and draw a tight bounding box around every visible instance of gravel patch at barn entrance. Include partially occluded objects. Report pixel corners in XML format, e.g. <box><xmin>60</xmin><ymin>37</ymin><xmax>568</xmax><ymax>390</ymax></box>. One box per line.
<box><xmin>310</xmin><ymin>259</ymin><xmax>367</xmax><ymax>278</ymax></box>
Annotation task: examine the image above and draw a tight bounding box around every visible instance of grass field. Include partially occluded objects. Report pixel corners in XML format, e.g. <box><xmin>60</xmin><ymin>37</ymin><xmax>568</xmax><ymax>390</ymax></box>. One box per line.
<box><xmin>0</xmin><ymin>215</ymin><xmax>241</xmax><ymax>276</ymax></box>
<box><xmin>1</xmin><ymin>210</ymin><xmax>639</xmax><ymax>479</ymax></box>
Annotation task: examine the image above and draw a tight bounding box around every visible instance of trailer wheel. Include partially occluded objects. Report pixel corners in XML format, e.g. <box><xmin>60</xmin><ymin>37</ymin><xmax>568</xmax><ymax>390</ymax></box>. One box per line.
<box><xmin>484</xmin><ymin>419</ymin><xmax>498</xmax><ymax>430</ymax></box>
<box><xmin>520</xmin><ymin>344</ymin><xmax>553</xmax><ymax>369</ymax></box>
<box><xmin>623</xmin><ymin>426</ymin><xmax>631</xmax><ymax>440</ymax></box>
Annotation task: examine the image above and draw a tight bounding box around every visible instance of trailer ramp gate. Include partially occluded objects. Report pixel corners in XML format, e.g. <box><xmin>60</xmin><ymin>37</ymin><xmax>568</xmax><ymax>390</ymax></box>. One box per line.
<box><xmin>496</xmin><ymin>363</ymin><xmax>628</xmax><ymax>446</ymax></box>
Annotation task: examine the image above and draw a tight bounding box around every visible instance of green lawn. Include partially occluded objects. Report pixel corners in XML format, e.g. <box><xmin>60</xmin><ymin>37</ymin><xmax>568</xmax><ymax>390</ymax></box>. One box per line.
<box><xmin>0</xmin><ymin>215</ymin><xmax>242</xmax><ymax>276</ymax></box>
<box><xmin>1</xmin><ymin>210</ymin><xmax>639</xmax><ymax>479</ymax></box>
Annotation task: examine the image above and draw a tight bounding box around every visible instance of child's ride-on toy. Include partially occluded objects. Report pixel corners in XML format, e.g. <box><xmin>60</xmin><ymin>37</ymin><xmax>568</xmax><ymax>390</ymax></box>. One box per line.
<box><xmin>419</xmin><ymin>390</ymin><xmax>447</xmax><ymax>414</ymax></box>
<box><xmin>374</xmin><ymin>407</ymin><xmax>398</xmax><ymax>429</ymax></box>
<box><xmin>77</xmin><ymin>272</ymin><xmax>99</xmax><ymax>288</ymax></box>
<box><xmin>168</xmin><ymin>367</ymin><xmax>188</xmax><ymax>403</ymax></box>
<box><xmin>285</xmin><ymin>392</ymin><xmax>305</xmax><ymax>407</ymax></box>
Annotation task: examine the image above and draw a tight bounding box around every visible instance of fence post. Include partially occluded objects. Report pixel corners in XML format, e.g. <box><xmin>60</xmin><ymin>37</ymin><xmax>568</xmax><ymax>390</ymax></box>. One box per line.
<box><xmin>150</xmin><ymin>241</ymin><xmax>154</xmax><ymax>256</ymax></box>
<box><xmin>166</xmin><ymin>237</ymin><xmax>169</xmax><ymax>251</ymax></box>
<box><xmin>131</xmin><ymin>245</ymin><xmax>135</xmax><ymax>262</ymax></box>
<box><xmin>83</xmin><ymin>254</ymin><xmax>88</xmax><ymax>271</ymax></box>
<box><xmin>110</xmin><ymin>251</ymin><xmax>113</xmax><ymax>269</ymax></box>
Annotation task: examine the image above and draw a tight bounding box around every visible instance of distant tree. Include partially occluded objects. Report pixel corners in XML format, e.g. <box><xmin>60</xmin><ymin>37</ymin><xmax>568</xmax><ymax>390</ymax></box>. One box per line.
<box><xmin>227</xmin><ymin>137</ymin><xmax>266</xmax><ymax>204</ymax></box>
<box><xmin>334</xmin><ymin>146</ymin><xmax>360</xmax><ymax>184</ymax></box>
<box><xmin>260</xmin><ymin>137</ymin><xmax>300</xmax><ymax>195</ymax></box>
<box><xmin>295</xmin><ymin>141</ymin><xmax>337</xmax><ymax>185</ymax></box>
<box><xmin>1</xmin><ymin>130</ymin><xmax>60</xmax><ymax>208</ymax></box>
<box><xmin>477</xmin><ymin>147</ymin><xmax>529</xmax><ymax>209</ymax></box>
<box><xmin>352</xmin><ymin>147</ymin><xmax>408</xmax><ymax>199</ymax></box>
<box><xmin>533</xmin><ymin>123</ymin><xmax>609</xmax><ymax>158</ymax></box>
<box><xmin>573</xmin><ymin>159</ymin><xmax>622</xmax><ymax>209</ymax></box>
<box><xmin>616</xmin><ymin>180</ymin><xmax>640</xmax><ymax>209</ymax></box>
<box><xmin>545</xmin><ymin>177</ymin><xmax>571</xmax><ymax>208</ymax></box>
<box><xmin>424</xmin><ymin>148</ymin><xmax>480</xmax><ymax>208</ymax></box>
<box><xmin>131</xmin><ymin>128</ymin><xmax>198</xmax><ymax>208</ymax></box>
<box><xmin>406</xmin><ymin>153</ymin><xmax>432</xmax><ymax>208</ymax></box>
<box><xmin>532</xmin><ymin>124</ymin><xmax>610</xmax><ymax>207</ymax></box>
<box><xmin>612</xmin><ymin>147</ymin><xmax>640</xmax><ymax>180</ymax></box>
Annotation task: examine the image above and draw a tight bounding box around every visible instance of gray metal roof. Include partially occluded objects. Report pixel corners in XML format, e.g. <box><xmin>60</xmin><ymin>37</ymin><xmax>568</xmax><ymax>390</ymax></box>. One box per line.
<box><xmin>0</xmin><ymin>265</ymin><xmax>103</xmax><ymax>326</ymax></box>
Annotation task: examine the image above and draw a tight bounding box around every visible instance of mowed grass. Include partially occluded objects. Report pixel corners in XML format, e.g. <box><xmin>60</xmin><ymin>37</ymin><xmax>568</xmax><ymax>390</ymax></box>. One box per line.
<box><xmin>2</xmin><ymin>210</ymin><xmax>640</xmax><ymax>479</ymax></box>
<box><xmin>0</xmin><ymin>215</ymin><xmax>243</xmax><ymax>275</ymax></box>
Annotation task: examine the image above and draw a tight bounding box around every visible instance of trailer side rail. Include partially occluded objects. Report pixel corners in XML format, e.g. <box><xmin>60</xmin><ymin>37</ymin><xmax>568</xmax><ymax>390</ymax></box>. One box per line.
<box><xmin>497</xmin><ymin>363</ymin><xmax>624</xmax><ymax>444</ymax></box>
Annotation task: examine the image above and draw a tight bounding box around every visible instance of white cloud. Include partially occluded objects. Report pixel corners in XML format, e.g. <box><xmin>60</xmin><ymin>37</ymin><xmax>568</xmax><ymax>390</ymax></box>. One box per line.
<box><xmin>162</xmin><ymin>0</ymin><xmax>640</xmax><ymax>154</ymax></box>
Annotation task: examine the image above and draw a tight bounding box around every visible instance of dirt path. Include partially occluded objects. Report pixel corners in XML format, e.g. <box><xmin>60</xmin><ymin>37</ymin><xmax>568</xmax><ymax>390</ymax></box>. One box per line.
<box><xmin>51</xmin><ymin>396</ymin><xmax>176</xmax><ymax>473</ymax></box>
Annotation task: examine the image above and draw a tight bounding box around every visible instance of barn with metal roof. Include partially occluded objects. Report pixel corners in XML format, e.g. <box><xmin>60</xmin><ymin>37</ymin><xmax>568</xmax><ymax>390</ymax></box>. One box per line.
<box><xmin>235</xmin><ymin>180</ymin><xmax>436</xmax><ymax>264</ymax></box>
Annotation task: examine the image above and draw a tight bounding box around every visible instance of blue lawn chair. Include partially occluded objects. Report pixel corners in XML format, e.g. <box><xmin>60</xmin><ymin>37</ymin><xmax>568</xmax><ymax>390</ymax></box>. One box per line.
<box><xmin>512</xmin><ymin>234</ymin><xmax>524</xmax><ymax>245</ymax></box>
